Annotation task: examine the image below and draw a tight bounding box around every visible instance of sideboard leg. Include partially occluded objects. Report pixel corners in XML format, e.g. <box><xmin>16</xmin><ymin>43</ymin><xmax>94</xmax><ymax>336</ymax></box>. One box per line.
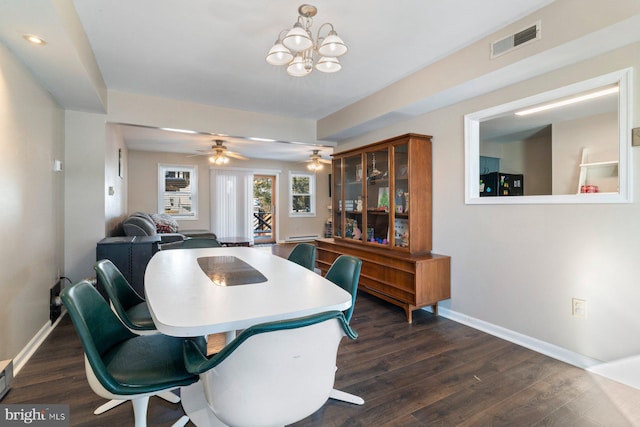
<box><xmin>405</xmin><ymin>306</ymin><xmax>413</xmax><ymax>323</ymax></box>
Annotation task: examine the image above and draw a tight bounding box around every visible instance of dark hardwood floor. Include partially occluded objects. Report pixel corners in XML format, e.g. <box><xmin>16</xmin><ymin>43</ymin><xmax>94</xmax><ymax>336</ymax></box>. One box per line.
<box><xmin>4</xmin><ymin>290</ymin><xmax>640</xmax><ymax>426</ymax></box>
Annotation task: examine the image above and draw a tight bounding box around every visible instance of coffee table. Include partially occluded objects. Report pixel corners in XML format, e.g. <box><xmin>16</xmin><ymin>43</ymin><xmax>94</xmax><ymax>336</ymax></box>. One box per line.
<box><xmin>216</xmin><ymin>236</ymin><xmax>251</xmax><ymax>247</ymax></box>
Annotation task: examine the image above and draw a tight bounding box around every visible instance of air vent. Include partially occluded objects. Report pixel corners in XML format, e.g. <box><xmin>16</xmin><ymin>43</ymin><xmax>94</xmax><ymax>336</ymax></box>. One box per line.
<box><xmin>491</xmin><ymin>21</ymin><xmax>541</xmax><ymax>58</ymax></box>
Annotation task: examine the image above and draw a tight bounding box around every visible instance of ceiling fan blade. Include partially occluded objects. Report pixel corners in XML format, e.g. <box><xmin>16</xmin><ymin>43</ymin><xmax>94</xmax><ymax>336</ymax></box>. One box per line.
<box><xmin>227</xmin><ymin>151</ymin><xmax>249</xmax><ymax>160</ymax></box>
<box><xmin>319</xmin><ymin>159</ymin><xmax>332</xmax><ymax>164</ymax></box>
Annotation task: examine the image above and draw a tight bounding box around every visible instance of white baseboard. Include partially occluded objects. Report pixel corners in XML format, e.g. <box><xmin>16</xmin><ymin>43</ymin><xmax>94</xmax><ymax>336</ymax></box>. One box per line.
<box><xmin>588</xmin><ymin>355</ymin><xmax>640</xmax><ymax>390</ymax></box>
<box><xmin>13</xmin><ymin>311</ymin><xmax>66</xmax><ymax>376</ymax></box>
<box><xmin>427</xmin><ymin>306</ymin><xmax>601</xmax><ymax>369</ymax></box>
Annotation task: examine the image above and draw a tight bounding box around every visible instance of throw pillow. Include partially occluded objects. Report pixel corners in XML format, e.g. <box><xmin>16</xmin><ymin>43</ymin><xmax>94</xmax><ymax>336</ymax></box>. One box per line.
<box><xmin>151</xmin><ymin>213</ymin><xmax>179</xmax><ymax>233</ymax></box>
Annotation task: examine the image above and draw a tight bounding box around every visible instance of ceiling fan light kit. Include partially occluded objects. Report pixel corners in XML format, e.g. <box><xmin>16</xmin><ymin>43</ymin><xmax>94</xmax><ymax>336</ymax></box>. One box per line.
<box><xmin>191</xmin><ymin>139</ymin><xmax>248</xmax><ymax>165</ymax></box>
<box><xmin>266</xmin><ymin>4</ymin><xmax>347</xmax><ymax>77</ymax></box>
<box><xmin>307</xmin><ymin>149</ymin><xmax>331</xmax><ymax>171</ymax></box>
<box><xmin>209</xmin><ymin>154</ymin><xmax>230</xmax><ymax>165</ymax></box>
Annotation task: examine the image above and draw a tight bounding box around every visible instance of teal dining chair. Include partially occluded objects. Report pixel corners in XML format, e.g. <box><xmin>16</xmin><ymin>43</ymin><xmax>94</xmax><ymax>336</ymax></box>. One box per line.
<box><xmin>93</xmin><ymin>259</ymin><xmax>183</xmax><ymax>416</ymax></box>
<box><xmin>325</xmin><ymin>255</ymin><xmax>362</xmax><ymax>323</ymax></box>
<box><xmin>61</xmin><ymin>280</ymin><xmax>206</xmax><ymax>427</ymax></box>
<box><xmin>181</xmin><ymin>237</ymin><xmax>223</xmax><ymax>248</ymax></box>
<box><xmin>94</xmin><ymin>259</ymin><xmax>155</xmax><ymax>333</ymax></box>
<box><xmin>287</xmin><ymin>242</ymin><xmax>317</xmax><ymax>271</ymax></box>
<box><xmin>183</xmin><ymin>311</ymin><xmax>359</xmax><ymax>427</ymax></box>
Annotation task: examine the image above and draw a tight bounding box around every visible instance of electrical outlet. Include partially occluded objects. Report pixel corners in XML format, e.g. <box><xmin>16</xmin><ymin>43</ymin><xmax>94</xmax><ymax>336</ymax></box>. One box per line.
<box><xmin>572</xmin><ymin>298</ymin><xmax>587</xmax><ymax>318</ymax></box>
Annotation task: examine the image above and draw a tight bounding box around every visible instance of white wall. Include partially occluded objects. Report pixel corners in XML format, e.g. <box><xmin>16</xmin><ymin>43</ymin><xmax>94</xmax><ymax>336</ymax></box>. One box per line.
<box><xmin>64</xmin><ymin>111</ymin><xmax>106</xmax><ymax>283</ymax></box>
<box><xmin>105</xmin><ymin>123</ymin><xmax>128</xmax><ymax>235</ymax></box>
<box><xmin>335</xmin><ymin>43</ymin><xmax>640</xmax><ymax>363</ymax></box>
<box><xmin>553</xmin><ymin>112</ymin><xmax>618</xmax><ymax>194</ymax></box>
<box><xmin>0</xmin><ymin>42</ymin><xmax>64</xmax><ymax>360</ymax></box>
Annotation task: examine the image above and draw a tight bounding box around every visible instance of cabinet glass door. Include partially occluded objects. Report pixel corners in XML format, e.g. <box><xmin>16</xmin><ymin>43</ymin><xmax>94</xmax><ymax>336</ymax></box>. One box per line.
<box><xmin>332</xmin><ymin>159</ymin><xmax>343</xmax><ymax>237</ymax></box>
<box><xmin>365</xmin><ymin>148</ymin><xmax>389</xmax><ymax>246</ymax></box>
<box><xmin>393</xmin><ymin>143</ymin><xmax>410</xmax><ymax>248</ymax></box>
<box><xmin>343</xmin><ymin>154</ymin><xmax>364</xmax><ymax>241</ymax></box>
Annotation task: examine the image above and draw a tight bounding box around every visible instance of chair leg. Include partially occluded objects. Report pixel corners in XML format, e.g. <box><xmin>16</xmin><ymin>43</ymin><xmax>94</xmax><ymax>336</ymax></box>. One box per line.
<box><xmin>330</xmin><ymin>388</ymin><xmax>364</xmax><ymax>405</ymax></box>
<box><xmin>172</xmin><ymin>415</ymin><xmax>190</xmax><ymax>427</ymax></box>
<box><xmin>157</xmin><ymin>390</ymin><xmax>181</xmax><ymax>404</ymax></box>
<box><xmin>94</xmin><ymin>399</ymin><xmax>126</xmax><ymax>415</ymax></box>
<box><xmin>131</xmin><ymin>396</ymin><xmax>150</xmax><ymax>427</ymax></box>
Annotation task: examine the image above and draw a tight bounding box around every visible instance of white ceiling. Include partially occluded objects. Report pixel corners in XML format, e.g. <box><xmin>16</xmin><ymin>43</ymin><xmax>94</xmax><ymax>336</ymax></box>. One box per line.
<box><xmin>0</xmin><ymin>0</ymin><xmax>561</xmax><ymax>161</ymax></box>
<box><xmin>119</xmin><ymin>124</ymin><xmax>335</xmax><ymax>163</ymax></box>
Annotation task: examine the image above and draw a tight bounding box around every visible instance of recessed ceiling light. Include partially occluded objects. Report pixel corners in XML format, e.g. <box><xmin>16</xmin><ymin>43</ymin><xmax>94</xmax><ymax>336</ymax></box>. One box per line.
<box><xmin>23</xmin><ymin>34</ymin><xmax>47</xmax><ymax>45</ymax></box>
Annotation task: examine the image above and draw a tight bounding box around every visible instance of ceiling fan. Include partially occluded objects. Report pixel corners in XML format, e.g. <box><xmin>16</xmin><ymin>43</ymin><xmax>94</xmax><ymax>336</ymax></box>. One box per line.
<box><xmin>191</xmin><ymin>139</ymin><xmax>248</xmax><ymax>165</ymax></box>
<box><xmin>305</xmin><ymin>149</ymin><xmax>332</xmax><ymax>171</ymax></box>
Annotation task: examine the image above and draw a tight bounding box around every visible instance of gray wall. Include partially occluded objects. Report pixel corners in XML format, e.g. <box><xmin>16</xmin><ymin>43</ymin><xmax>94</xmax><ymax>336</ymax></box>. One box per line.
<box><xmin>0</xmin><ymin>42</ymin><xmax>65</xmax><ymax>361</ymax></box>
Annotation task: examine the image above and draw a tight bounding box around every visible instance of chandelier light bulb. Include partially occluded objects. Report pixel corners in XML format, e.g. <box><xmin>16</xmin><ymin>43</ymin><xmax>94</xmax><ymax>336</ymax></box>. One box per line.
<box><xmin>283</xmin><ymin>24</ymin><xmax>313</xmax><ymax>51</ymax></box>
<box><xmin>318</xmin><ymin>32</ymin><xmax>347</xmax><ymax>57</ymax></box>
<box><xmin>316</xmin><ymin>56</ymin><xmax>341</xmax><ymax>73</ymax></box>
<box><xmin>266</xmin><ymin>42</ymin><xmax>293</xmax><ymax>65</ymax></box>
<box><xmin>287</xmin><ymin>55</ymin><xmax>311</xmax><ymax>77</ymax></box>
<box><xmin>210</xmin><ymin>155</ymin><xmax>229</xmax><ymax>165</ymax></box>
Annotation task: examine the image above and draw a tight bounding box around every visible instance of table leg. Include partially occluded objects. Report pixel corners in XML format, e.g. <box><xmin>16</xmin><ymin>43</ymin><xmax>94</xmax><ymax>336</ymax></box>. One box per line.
<box><xmin>181</xmin><ymin>331</ymin><xmax>237</xmax><ymax>426</ymax></box>
<box><xmin>225</xmin><ymin>330</ymin><xmax>236</xmax><ymax>343</ymax></box>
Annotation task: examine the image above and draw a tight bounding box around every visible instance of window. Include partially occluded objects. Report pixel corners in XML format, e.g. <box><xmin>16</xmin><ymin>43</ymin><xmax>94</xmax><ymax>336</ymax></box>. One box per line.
<box><xmin>158</xmin><ymin>164</ymin><xmax>198</xmax><ymax>219</ymax></box>
<box><xmin>289</xmin><ymin>171</ymin><xmax>315</xmax><ymax>217</ymax></box>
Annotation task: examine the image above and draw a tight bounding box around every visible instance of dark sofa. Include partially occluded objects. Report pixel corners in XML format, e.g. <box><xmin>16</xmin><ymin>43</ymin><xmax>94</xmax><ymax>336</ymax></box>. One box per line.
<box><xmin>122</xmin><ymin>212</ymin><xmax>218</xmax><ymax>245</ymax></box>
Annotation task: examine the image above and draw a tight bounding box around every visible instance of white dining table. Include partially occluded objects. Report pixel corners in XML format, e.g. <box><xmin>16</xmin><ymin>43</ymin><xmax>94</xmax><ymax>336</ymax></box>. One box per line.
<box><xmin>145</xmin><ymin>246</ymin><xmax>351</xmax><ymax>338</ymax></box>
<box><xmin>144</xmin><ymin>246</ymin><xmax>354</xmax><ymax>426</ymax></box>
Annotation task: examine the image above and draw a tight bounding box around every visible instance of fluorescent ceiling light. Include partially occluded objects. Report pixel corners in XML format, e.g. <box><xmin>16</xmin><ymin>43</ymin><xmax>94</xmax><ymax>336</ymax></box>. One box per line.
<box><xmin>515</xmin><ymin>86</ymin><xmax>619</xmax><ymax>116</ymax></box>
<box><xmin>247</xmin><ymin>137</ymin><xmax>277</xmax><ymax>142</ymax></box>
<box><xmin>160</xmin><ymin>127</ymin><xmax>198</xmax><ymax>134</ymax></box>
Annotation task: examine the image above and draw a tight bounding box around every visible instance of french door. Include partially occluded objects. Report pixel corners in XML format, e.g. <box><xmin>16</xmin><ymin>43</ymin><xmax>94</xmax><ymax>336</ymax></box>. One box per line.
<box><xmin>253</xmin><ymin>175</ymin><xmax>276</xmax><ymax>244</ymax></box>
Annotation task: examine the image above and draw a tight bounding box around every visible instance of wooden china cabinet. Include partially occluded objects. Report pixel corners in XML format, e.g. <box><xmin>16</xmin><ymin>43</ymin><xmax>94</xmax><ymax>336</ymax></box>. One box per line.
<box><xmin>315</xmin><ymin>133</ymin><xmax>450</xmax><ymax>322</ymax></box>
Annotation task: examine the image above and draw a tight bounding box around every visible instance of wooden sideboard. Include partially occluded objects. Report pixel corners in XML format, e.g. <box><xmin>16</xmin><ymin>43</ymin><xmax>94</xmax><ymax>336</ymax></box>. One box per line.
<box><xmin>316</xmin><ymin>238</ymin><xmax>450</xmax><ymax>323</ymax></box>
<box><xmin>323</xmin><ymin>133</ymin><xmax>450</xmax><ymax>322</ymax></box>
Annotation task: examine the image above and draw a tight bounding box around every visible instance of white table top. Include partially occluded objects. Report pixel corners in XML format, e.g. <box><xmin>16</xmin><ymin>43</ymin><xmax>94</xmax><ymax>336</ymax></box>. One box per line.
<box><xmin>145</xmin><ymin>247</ymin><xmax>352</xmax><ymax>337</ymax></box>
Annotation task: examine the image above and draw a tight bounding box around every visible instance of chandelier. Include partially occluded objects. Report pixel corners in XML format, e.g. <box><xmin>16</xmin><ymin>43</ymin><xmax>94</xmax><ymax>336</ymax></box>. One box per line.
<box><xmin>266</xmin><ymin>4</ymin><xmax>347</xmax><ymax>77</ymax></box>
